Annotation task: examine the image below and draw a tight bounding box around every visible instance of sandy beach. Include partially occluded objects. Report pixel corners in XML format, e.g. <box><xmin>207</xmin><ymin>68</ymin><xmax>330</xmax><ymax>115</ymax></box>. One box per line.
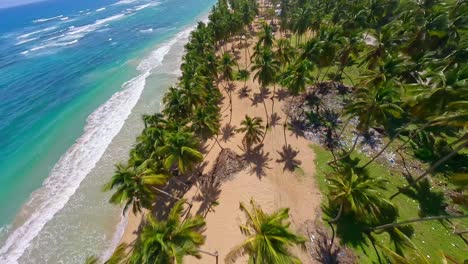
<box><xmin>119</xmin><ymin>19</ymin><xmax>322</xmax><ymax>264</ymax></box>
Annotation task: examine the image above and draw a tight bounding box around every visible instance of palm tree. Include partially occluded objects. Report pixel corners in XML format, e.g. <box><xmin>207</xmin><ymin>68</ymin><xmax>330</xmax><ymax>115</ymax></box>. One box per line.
<box><xmin>156</xmin><ymin>131</ymin><xmax>203</xmax><ymax>174</ymax></box>
<box><xmin>275</xmin><ymin>38</ymin><xmax>294</xmax><ymax>70</ymax></box>
<box><xmin>327</xmin><ymin>168</ymin><xmax>395</xmax><ymax>223</ymax></box>
<box><xmin>258</xmin><ymin>23</ymin><xmax>275</xmax><ymax>48</ymax></box>
<box><xmin>225</xmin><ymin>199</ymin><xmax>306</xmax><ymax>264</ymax></box>
<box><xmin>281</xmin><ymin>58</ymin><xmax>313</xmax><ymax>96</ymax></box>
<box><xmin>191</xmin><ymin>106</ymin><xmax>221</xmax><ymax>140</ymax></box>
<box><xmin>252</xmin><ymin>47</ymin><xmax>280</xmax><ymax>123</ymax></box>
<box><xmin>343</xmin><ymin>85</ymin><xmax>403</xmax><ymax>157</ymax></box>
<box><xmin>291</xmin><ymin>6</ymin><xmax>312</xmax><ymax>44</ymax></box>
<box><xmin>104</xmin><ymin>163</ymin><xmax>167</xmax><ymax>215</ymax></box>
<box><xmin>237</xmin><ymin>115</ymin><xmax>265</xmax><ymax>150</ymax></box>
<box><xmin>237</xmin><ymin>68</ymin><xmax>250</xmax><ymax>90</ymax></box>
<box><xmin>129</xmin><ymin>199</ymin><xmax>206</xmax><ymax>264</ymax></box>
<box><xmin>219</xmin><ymin>52</ymin><xmax>238</xmax><ymax>122</ymax></box>
<box><xmin>163</xmin><ymin>87</ymin><xmax>190</xmax><ymax>123</ymax></box>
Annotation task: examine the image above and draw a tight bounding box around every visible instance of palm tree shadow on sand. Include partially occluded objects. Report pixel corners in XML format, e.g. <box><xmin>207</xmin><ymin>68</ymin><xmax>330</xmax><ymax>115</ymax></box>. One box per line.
<box><xmin>221</xmin><ymin>123</ymin><xmax>237</xmax><ymax>142</ymax></box>
<box><xmin>276</xmin><ymin>144</ymin><xmax>302</xmax><ymax>172</ymax></box>
<box><xmin>193</xmin><ymin>176</ymin><xmax>222</xmax><ymax>218</ymax></box>
<box><xmin>243</xmin><ymin>144</ymin><xmax>272</xmax><ymax>179</ymax></box>
<box><xmin>288</xmin><ymin>118</ymin><xmax>305</xmax><ymax>138</ymax></box>
<box><xmin>238</xmin><ymin>86</ymin><xmax>252</xmax><ymax>99</ymax></box>
<box><xmin>275</xmin><ymin>88</ymin><xmax>289</xmax><ymax>101</ymax></box>
<box><xmin>270</xmin><ymin>112</ymin><xmax>281</xmax><ymax>127</ymax></box>
<box><xmin>251</xmin><ymin>87</ymin><xmax>271</xmax><ymax>107</ymax></box>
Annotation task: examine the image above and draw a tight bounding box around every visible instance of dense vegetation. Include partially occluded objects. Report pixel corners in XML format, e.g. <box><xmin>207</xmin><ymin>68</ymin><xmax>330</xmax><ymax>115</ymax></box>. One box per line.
<box><xmin>90</xmin><ymin>0</ymin><xmax>467</xmax><ymax>263</ymax></box>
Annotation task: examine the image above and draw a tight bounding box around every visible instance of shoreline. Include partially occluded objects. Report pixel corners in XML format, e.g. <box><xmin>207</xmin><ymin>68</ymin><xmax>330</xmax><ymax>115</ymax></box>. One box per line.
<box><xmin>118</xmin><ymin>17</ymin><xmax>322</xmax><ymax>263</ymax></box>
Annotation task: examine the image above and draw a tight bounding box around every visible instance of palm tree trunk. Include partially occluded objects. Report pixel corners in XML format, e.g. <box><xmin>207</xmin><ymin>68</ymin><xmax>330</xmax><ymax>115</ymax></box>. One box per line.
<box><xmin>151</xmin><ymin>186</ymin><xmax>191</xmax><ymax>205</ymax></box>
<box><xmin>328</xmin><ymin>203</ymin><xmax>343</xmax><ymax>251</ymax></box>
<box><xmin>390</xmin><ymin>140</ymin><xmax>468</xmax><ymax>199</ymax></box>
<box><xmin>361</xmin><ymin>129</ymin><xmax>404</xmax><ymax>169</ymax></box>
<box><xmin>271</xmin><ymin>83</ymin><xmax>276</xmax><ymax>115</ymax></box>
<box><xmin>338</xmin><ymin>116</ymin><xmax>352</xmax><ymax>139</ymax></box>
<box><xmin>283</xmin><ymin>115</ymin><xmax>288</xmax><ymax>146</ymax></box>
<box><xmin>371</xmin><ymin>215</ymin><xmax>468</xmax><ymax>231</ymax></box>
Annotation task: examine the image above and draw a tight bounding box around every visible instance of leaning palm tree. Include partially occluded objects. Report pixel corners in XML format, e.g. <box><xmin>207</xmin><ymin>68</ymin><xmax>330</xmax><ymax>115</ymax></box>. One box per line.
<box><xmin>191</xmin><ymin>106</ymin><xmax>221</xmax><ymax>140</ymax></box>
<box><xmin>252</xmin><ymin>47</ymin><xmax>280</xmax><ymax>123</ymax></box>
<box><xmin>156</xmin><ymin>131</ymin><xmax>203</xmax><ymax>174</ymax></box>
<box><xmin>129</xmin><ymin>199</ymin><xmax>206</xmax><ymax>264</ymax></box>
<box><xmin>219</xmin><ymin>52</ymin><xmax>238</xmax><ymax>122</ymax></box>
<box><xmin>343</xmin><ymin>85</ymin><xmax>403</xmax><ymax>157</ymax></box>
<box><xmin>104</xmin><ymin>163</ymin><xmax>167</xmax><ymax>215</ymax></box>
<box><xmin>327</xmin><ymin>168</ymin><xmax>395</xmax><ymax>223</ymax></box>
<box><xmin>258</xmin><ymin>22</ymin><xmax>275</xmax><ymax>48</ymax></box>
<box><xmin>237</xmin><ymin>115</ymin><xmax>265</xmax><ymax>150</ymax></box>
<box><xmin>225</xmin><ymin>199</ymin><xmax>306</xmax><ymax>264</ymax></box>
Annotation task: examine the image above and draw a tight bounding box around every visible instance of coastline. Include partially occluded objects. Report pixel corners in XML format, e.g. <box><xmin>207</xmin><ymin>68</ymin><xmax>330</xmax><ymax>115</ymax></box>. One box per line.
<box><xmin>118</xmin><ymin>18</ymin><xmax>322</xmax><ymax>263</ymax></box>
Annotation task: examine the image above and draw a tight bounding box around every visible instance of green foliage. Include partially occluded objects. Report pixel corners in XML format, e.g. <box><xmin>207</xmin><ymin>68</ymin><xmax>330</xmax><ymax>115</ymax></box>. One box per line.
<box><xmin>129</xmin><ymin>200</ymin><xmax>206</xmax><ymax>264</ymax></box>
<box><xmin>225</xmin><ymin>199</ymin><xmax>306</xmax><ymax>264</ymax></box>
<box><xmin>237</xmin><ymin>115</ymin><xmax>265</xmax><ymax>150</ymax></box>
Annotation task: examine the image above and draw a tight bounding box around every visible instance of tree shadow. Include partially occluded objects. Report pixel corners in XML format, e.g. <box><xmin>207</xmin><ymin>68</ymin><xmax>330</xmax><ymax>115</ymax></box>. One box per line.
<box><xmin>311</xmin><ymin>228</ymin><xmax>357</xmax><ymax>264</ymax></box>
<box><xmin>237</xmin><ymin>86</ymin><xmax>251</xmax><ymax>99</ymax></box>
<box><xmin>243</xmin><ymin>145</ymin><xmax>272</xmax><ymax>179</ymax></box>
<box><xmin>194</xmin><ymin>176</ymin><xmax>222</xmax><ymax>218</ymax></box>
<box><xmin>150</xmin><ymin>173</ymin><xmax>194</xmax><ymax>221</ymax></box>
<box><xmin>226</xmin><ymin>83</ymin><xmax>236</xmax><ymax>94</ymax></box>
<box><xmin>221</xmin><ymin>123</ymin><xmax>237</xmax><ymax>142</ymax></box>
<box><xmin>276</xmin><ymin>144</ymin><xmax>302</xmax><ymax>172</ymax></box>
<box><xmin>270</xmin><ymin>112</ymin><xmax>281</xmax><ymax>127</ymax></box>
<box><xmin>251</xmin><ymin>87</ymin><xmax>271</xmax><ymax>107</ymax></box>
<box><xmin>322</xmin><ymin>205</ymin><xmax>370</xmax><ymax>254</ymax></box>
<box><xmin>401</xmin><ymin>178</ymin><xmax>447</xmax><ymax>217</ymax></box>
<box><xmin>288</xmin><ymin>118</ymin><xmax>305</xmax><ymax>138</ymax></box>
<box><xmin>275</xmin><ymin>88</ymin><xmax>289</xmax><ymax>101</ymax></box>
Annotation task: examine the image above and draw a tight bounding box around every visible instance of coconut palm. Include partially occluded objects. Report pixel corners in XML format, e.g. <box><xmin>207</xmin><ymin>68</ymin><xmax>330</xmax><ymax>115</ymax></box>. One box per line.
<box><xmin>225</xmin><ymin>199</ymin><xmax>306</xmax><ymax>264</ymax></box>
<box><xmin>219</xmin><ymin>52</ymin><xmax>238</xmax><ymax>122</ymax></box>
<box><xmin>191</xmin><ymin>105</ymin><xmax>221</xmax><ymax>140</ymax></box>
<box><xmin>281</xmin><ymin>58</ymin><xmax>313</xmax><ymax>96</ymax></box>
<box><xmin>252</xmin><ymin>47</ymin><xmax>280</xmax><ymax>122</ymax></box>
<box><xmin>156</xmin><ymin>131</ymin><xmax>203</xmax><ymax>174</ymax></box>
<box><xmin>275</xmin><ymin>38</ymin><xmax>294</xmax><ymax>70</ymax></box>
<box><xmin>237</xmin><ymin>115</ymin><xmax>265</xmax><ymax>150</ymax></box>
<box><xmin>129</xmin><ymin>199</ymin><xmax>206</xmax><ymax>264</ymax></box>
<box><xmin>343</xmin><ymin>85</ymin><xmax>403</xmax><ymax>155</ymax></box>
<box><xmin>327</xmin><ymin>167</ymin><xmax>395</xmax><ymax>223</ymax></box>
<box><xmin>104</xmin><ymin>163</ymin><xmax>168</xmax><ymax>215</ymax></box>
<box><xmin>163</xmin><ymin>87</ymin><xmax>190</xmax><ymax>123</ymax></box>
<box><xmin>258</xmin><ymin>22</ymin><xmax>275</xmax><ymax>48</ymax></box>
<box><xmin>237</xmin><ymin>68</ymin><xmax>250</xmax><ymax>90</ymax></box>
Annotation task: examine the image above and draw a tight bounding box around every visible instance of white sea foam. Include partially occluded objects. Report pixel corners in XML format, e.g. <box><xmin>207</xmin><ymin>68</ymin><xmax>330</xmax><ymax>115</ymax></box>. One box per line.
<box><xmin>33</xmin><ymin>15</ymin><xmax>64</xmax><ymax>23</ymax></box>
<box><xmin>96</xmin><ymin>7</ymin><xmax>106</xmax><ymax>12</ymax></box>
<box><xmin>100</xmin><ymin>214</ymin><xmax>127</xmax><ymax>261</ymax></box>
<box><xmin>17</xmin><ymin>26</ymin><xmax>57</xmax><ymax>39</ymax></box>
<box><xmin>60</xmin><ymin>16</ymin><xmax>69</xmax><ymax>21</ymax></box>
<box><xmin>0</xmin><ymin>25</ymin><xmax>194</xmax><ymax>264</ymax></box>
<box><xmin>63</xmin><ymin>14</ymin><xmax>125</xmax><ymax>41</ymax></box>
<box><xmin>139</xmin><ymin>28</ymin><xmax>153</xmax><ymax>33</ymax></box>
<box><xmin>15</xmin><ymin>37</ymin><xmax>38</xmax><ymax>45</ymax></box>
<box><xmin>28</xmin><ymin>40</ymin><xmax>78</xmax><ymax>52</ymax></box>
<box><xmin>114</xmin><ymin>0</ymin><xmax>139</xmax><ymax>5</ymax></box>
<box><xmin>134</xmin><ymin>3</ymin><xmax>152</xmax><ymax>11</ymax></box>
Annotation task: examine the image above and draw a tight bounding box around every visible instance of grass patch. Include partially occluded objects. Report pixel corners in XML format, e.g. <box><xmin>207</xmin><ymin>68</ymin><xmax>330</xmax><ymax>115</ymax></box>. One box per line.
<box><xmin>309</xmin><ymin>144</ymin><xmax>467</xmax><ymax>263</ymax></box>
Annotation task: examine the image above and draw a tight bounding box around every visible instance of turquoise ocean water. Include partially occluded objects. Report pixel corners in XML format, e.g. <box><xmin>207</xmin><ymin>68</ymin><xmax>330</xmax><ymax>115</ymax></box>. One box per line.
<box><xmin>0</xmin><ymin>0</ymin><xmax>215</xmax><ymax>262</ymax></box>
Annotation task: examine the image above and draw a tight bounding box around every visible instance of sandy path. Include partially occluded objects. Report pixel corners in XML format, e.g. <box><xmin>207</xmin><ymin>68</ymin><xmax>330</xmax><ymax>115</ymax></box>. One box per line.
<box><xmin>119</xmin><ymin>21</ymin><xmax>322</xmax><ymax>264</ymax></box>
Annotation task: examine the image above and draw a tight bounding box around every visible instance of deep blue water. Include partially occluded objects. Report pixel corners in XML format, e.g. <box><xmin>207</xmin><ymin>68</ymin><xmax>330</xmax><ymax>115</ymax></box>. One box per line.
<box><xmin>0</xmin><ymin>0</ymin><xmax>215</xmax><ymax>262</ymax></box>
